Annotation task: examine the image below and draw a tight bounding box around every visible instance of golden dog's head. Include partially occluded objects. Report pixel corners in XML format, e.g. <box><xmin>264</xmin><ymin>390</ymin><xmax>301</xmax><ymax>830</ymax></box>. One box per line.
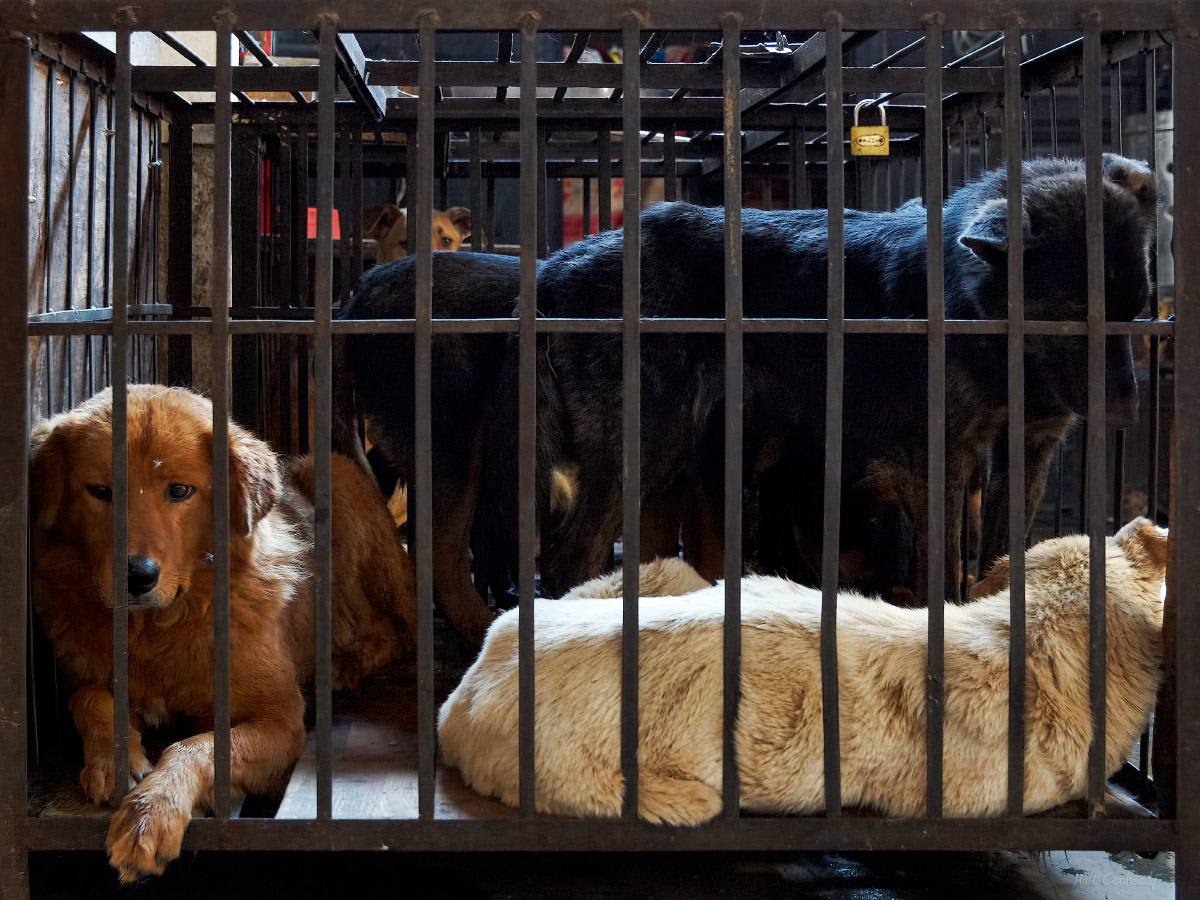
<box><xmin>30</xmin><ymin>384</ymin><xmax>281</xmax><ymax>611</ymax></box>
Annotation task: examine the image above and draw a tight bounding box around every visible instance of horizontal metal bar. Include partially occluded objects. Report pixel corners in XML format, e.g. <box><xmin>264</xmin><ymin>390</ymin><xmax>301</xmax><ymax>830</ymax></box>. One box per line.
<box><xmin>4</xmin><ymin>1</ymin><xmax>1184</xmax><ymax>33</ymax></box>
<box><xmin>131</xmin><ymin>65</ymin><xmax>320</xmax><ymax>92</ymax></box>
<box><xmin>26</xmin><ymin>303</ymin><xmax>172</xmax><ymax>323</ymax></box>
<box><xmin>24</xmin><ymin>318</ymin><xmax>1179</xmax><ymax>337</ymax></box>
<box><xmin>20</xmin><ymin>815</ymin><xmax>1177</xmax><ymax>854</ymax></box>
<box><xmin>363</xmin><ymin>61</ymin><xmax>1001</xmax><ymax>94</ymax></box>
<box><xmin>384</xmin><ymin>97</ymin><xmax>928</xmax><ymax>130</ymax></box>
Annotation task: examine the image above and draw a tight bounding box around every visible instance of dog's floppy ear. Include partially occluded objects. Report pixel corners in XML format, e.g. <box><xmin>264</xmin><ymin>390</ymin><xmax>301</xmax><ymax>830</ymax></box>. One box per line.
<box><xmin>30</xmin><ymin>420</ymin><xmax>68</xmax><ymax>530</ymax></box>
<box><xmin>364</xmin><ymin>204</ymin><xmax>407</xmax><ymax>242</ymax></box>
<box><xmin>959</xmin><ymin>197</ymin><xmax>1032</xmax><ymax>266</ymax></box>
<box><xmin>228</xmin><ymin>424</ymin><xmax>282</xmax><ymax>537</ymax></box>
<box><xmin>445</xmin><ymin>206</ymin><xmax>472</xmax><ymax>239</ymax></box>
<box><xmin>1115</xmin><ymin>516</ymin><xmax>1168</xmax><ymax>576</ymax></box>
<box><xmin>1102</xmin><ymin>153</ymin><xmax>1158</xmax><ymax>208</ymax></box>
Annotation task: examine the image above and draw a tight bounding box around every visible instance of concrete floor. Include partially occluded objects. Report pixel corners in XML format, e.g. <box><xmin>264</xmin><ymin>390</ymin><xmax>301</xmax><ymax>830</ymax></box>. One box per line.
<box><xmin>27</xmin><ymin>849</ymin><xmax>1175</xmax><ymax>898</ymax></box>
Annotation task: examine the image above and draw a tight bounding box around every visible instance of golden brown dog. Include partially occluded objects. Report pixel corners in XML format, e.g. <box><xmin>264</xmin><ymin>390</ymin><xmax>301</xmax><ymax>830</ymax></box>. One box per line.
<box><xmin>30</xmin><ymin>384</ymin><xmax>416</xmax><ymax>881</ymax></box>
<box><xmin>363</xmin><ymin>204</ymin><xmax>476</xmax><ymax>264</ymax></box>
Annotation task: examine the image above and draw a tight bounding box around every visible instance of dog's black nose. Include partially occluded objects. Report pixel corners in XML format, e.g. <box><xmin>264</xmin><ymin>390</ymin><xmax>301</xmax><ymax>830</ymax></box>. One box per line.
<box><xmin>127</xmin><ymin>556</ymin><xmax>161</xmax><ymax>597</ymax></box>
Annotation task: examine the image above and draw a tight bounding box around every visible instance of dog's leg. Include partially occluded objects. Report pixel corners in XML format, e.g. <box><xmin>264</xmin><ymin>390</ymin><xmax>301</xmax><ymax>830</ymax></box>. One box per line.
<box><xmin>106</xmin><ymin>695</ymin><xmax>305</xmax><ymax>882</ymax></box>
<box><xmin>69</xmin><ymin>687</ymin><xmax>152</xmax><ymax>803</ymax></box>
<box><xmin>978</xmin><ymin>429</ymin><xmax>1064</xmax><ymax>573</ymax></box>
<box><xmin>636</xmin><ymin>769</ymin><xmax>723</xmax><ymax>825</ymax></box>
<box><xmin>540</xmin><ymin>473</ymin><xmax>624</xmax><ymax>598</ymax></box>
<box><xmin>431</xmin><ymin>421</ymin><xmax>496</xmax><ymax>645</ymax></box>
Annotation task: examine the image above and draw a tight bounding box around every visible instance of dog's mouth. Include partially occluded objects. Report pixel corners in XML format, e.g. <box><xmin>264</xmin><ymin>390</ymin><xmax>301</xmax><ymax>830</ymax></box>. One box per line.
<box><xmin>126</xmin><ymin>584</ymin><xmax>184</xmax><ymax>611</ymax></box>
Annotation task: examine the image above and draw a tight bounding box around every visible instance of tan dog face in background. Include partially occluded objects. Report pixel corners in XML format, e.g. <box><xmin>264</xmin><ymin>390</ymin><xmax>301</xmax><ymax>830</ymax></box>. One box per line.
<box><xmin>31</xmin><ymin>385</ymin><xmax>279</xmax><ymax>611</ymax></box>
<box><xmin>363</xmin><ymin>205</ymin><xmax>475</xmax><ymax>264</ymax></box>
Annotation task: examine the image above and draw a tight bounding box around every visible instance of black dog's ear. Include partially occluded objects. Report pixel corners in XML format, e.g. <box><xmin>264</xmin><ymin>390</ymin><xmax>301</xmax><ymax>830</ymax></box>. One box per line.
<box><xmin>959</xmin><ymin>198</ymin><xmax>1032</xmax><ymax>266</ymax></box>
<box><xmin>228</xmin><ymin>424</ymin><xmax>282</xmax><ymax>538</ymax></box>
<box><xmin>1102</xmin><ymin>153</ymin><xmax>1158</xmax><ymax>207</ymax></box>
<box><xmin>445</xmin><ymin>206</ymin><xmax>472</xmax><ymax>238</ymax></box>
<box><xmin>30</xmin><ymin>420</ymin><xmax>68</xmax><ymax>530</ymax></box>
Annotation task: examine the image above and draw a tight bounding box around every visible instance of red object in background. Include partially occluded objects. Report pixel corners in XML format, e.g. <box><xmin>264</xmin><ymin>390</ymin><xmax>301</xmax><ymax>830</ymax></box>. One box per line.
<box><xmin>307</xmin><ymin>207</ymin><xmax>341</xmax><ymax>239</ymax></box>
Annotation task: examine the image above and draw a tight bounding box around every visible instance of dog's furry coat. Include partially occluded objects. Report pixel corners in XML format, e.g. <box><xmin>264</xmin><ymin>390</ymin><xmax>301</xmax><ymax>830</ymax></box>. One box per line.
<box><xmin>31</xmin><ymin>385</ymin><xmax>415</xmax><ymax>880</ymax></box>
<box><xmin>439</xmin><ymin>521</ymin><xmax>1165</xmax><ymax>822</ymax></box>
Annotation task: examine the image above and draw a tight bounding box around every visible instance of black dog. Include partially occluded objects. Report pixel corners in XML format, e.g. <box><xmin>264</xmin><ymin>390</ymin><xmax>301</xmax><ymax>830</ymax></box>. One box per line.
<box><xmin>482</xmin><ymin>155</ymin><xmax>1156</xmax><ymax>601</ymax></box>
<box><xmin>334</xmin><ymin>251</ymin><xmax>526</xmax><ymax>644</ymax></box>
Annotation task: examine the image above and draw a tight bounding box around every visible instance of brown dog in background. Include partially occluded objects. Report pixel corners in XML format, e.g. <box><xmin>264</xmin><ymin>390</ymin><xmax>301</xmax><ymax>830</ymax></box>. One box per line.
<box><xmin>30</xmin><ymin>384</ymin><xmax>415</xmax><ymax>881</ymax></box>
<box><xmin>363</xmin><ymin>204</ymin><xmax>476</xmax><ymax>264</ymax></box>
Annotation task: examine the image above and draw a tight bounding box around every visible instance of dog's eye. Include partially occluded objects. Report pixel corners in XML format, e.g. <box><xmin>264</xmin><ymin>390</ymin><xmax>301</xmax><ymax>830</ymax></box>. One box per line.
<box><xmin>166</xmin><ymin>483</ymin><xmax>196</xmax><ymax>502</ymax></box>
<box><xmin>86</xmin><ymin>484</ymin><xmax>112</xmax><ymax>502</ymax></box>
<box><xmin>441</xmin><ymin>237</ymin><xmax>452</xmax><ymax>248</ymax></box>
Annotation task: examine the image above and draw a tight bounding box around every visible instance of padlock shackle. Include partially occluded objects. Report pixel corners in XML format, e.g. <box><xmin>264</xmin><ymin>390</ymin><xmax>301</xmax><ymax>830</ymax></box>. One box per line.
<box><xmin>852</xmin><ymin>98</ymin><xmax>886</xmax><ymax>128</ymax></box>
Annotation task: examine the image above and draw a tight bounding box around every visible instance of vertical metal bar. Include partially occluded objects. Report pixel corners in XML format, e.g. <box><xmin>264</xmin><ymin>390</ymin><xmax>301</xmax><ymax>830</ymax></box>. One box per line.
<box><xmin>1003</xmin><ymin>21</ymin><xmax>1026</xmax><ymax>819</ymax></box>
<box><xmin>792</xmin><ymin>126</ymin><xmax>809</xmax><ymax>208</ymax></box>
<box><xmin>167</xmin><ymin>121</ymin><xmax>193</xmax><ymax>387</ymax></box>
<box><xmin>1049</xmin><ymin>85</ymin><xmax>1060</xmax><ymax>156</ymax></box>
<box><xmin>820</xmin><ymin>14</ymin><xmax>844</xmax><ymax>818</ymax></box>
<box><xmin>1172</xmin><ymin>26</ymin><xmax>1200</xmax><ymax>893</ymax></box>
<box><xmin>721</xmin><ymin>14</ymin><xmax>743</xmax><ymax>823</ymax></box>
<box><xmin>211</xmin><ymin>20</ymin><xmax>233</xmax><ymax>820</ymax></box>
<box><xmin>1112</xmin><ymin>59</ymin><xmax>1123</xmax><ymax>154</ymax></box>
<box><xmin>1146</xmin><ymin>48</ymin><xmax>1161</xmax><ymax>525</ymax></box>
<box><xmin>537</xmin><ymin>125</ymin><xmax>549</xmax><ymax>259</ymax></box>
<box><xmin>486</xmin><ymin>175</ymin><xmax>497</xmax><ymax>253</ymax></box>
<box><xmin>350</xmin><ymin>128</ymin><xmax>363</xmax><ymax>287</ymax></box>
<box><xmin>1083</xmin><ymin>16</ymin><xmax>1107</xmax><ymax>818</ymax></box>
<box><xmin>1054</xmin><ymin>445</ymin><xmax>1064</xmax><ymax>536</ymax></box>
<box><xmin>619</xmin><ymin>13</ymin><xmax>642</xmax><ymax>822</ymax></box>
<box><xmin>0</xmin><ymin>35</ymin><xmax>31</xmax><ymax>900</ymax></box>
<box><xmin>517</xmin><ymin>12</ymin><xmax>538</xmax><ymax>817</ymax></box>
<box><xmin>470</xmin><ymin>127</ymin><xmax>483</xmax><ymax>252</ymax></box>
<box><xmin>1112</xmin><ymin>431</ymin><xmax>1125</xmax><ymax>530</ymax></box>
<box><xmin>598</xmin><ymin>126</ymin><xmax>612</xmax><ymax>230</ymax></box>
<box><xmin>924</xmin><ymin>20</ymin><xmax>945</xmax><ymax>819</ymax></box>
<box><xmin>294</xmin><ymin>134</ymin><xmax>309</xmax><ymax>308</ymax></box>
<box><xmin>109</xmin><ymin>24</ymin><xmax>132</xmax><ymax>807</ymax></box>
<box><xmin>663</xmin><ymin>124</ymin><xmax>677</xmax><ymax>203</ymax></box>
<box><xmin>414</xmin><ymin>14</ymin><xmax>437</xmax><ymax>820</ymax></box>
<box><xmin>582</xmin><ymin>175</ymin><xmax>592</xmax><ymax>238</ymax></box>
<box><xmin>313</xmin><ymin>20</ymin><xmax>337</xmax><ymax>821</ymax></box>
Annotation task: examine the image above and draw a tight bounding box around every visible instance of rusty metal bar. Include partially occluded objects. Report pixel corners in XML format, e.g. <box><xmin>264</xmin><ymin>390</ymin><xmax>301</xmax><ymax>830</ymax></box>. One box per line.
<box><xmin>820</xmin><ymin>14</ymin><xmax>844</xmax><ymax>818</ymax></box>
<box><xmin>470</xmin><ymin>127</ymin><xmax>483</xmax><ymax>252</ymax></box>
<box><xmin>1003</xmin><ymin>20</ymin><xmax>1026</xmax><ymax>819</ymax></box>
<box><xmin>1083</xmin><ymin>16</ymin><xmax>1107</xmax><ymax>818</ymax></box>
<box><xmin>517</xmin><ymin>12</ymin><xmax>538</xmax><ymax>817</ymax></box>
<box><xmin>313</xmin><ymin>20</ymin><xmax>337</xmax><ymax>820</ymax></box>
<box><xmin>1172</xmin><ymin>25</ymin><xmax>1200</xmax><ymax>894</ymax></box>
<box><xmin>415</xmin><ymin>14</ymin><xmax>437</xmax><ymax>820</ymax></box>
<box><xmin>1145</xmin><ymin>48</ymin><xmax>1161</xmax><ymax>524</ymax></box>
<box><xmin>552</xmin><ymin>31</ymin><xmax>592</xmax><ymax>102</ymax></box>
<box><xmin>598</xmin><ymin>126</ymin><xmax>612</xmax><ymax>230</ymax></box>
<box><xmin>663</xmin><ymin>125</ymin><xmax>677</xmax><ymax>202</ymax></box>
<box><xmin>211</xmin><ymin>18</ymin><xmax>233</xmax><ymax>820</ymax></box>
<box><xmin>619</xmin><ymin>13</ymin><xmax>642</xmax><ymax>822</ymax></box>
<box><xmin>0</xmin><ymin>33</ymin><xmax>31</xmax><ymax>900</ymax></box>
<box><xmin>110</xmin><ymin>23</ymin><xmax>133</xmax><ymax>807</ymax></box>
<box><xmin>721</xmin><ymin>13</ymin><xmax>743</xmax><ymax>823</ymax></box>
<box><xmin>924</xmin><ymin>20</ymin><xmax>945</xmax><ymax>819</ymax></box>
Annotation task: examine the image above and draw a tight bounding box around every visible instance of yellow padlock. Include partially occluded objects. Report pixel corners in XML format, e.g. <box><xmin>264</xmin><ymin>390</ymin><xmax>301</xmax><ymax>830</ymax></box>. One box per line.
<box><xmin>850</xmin><ymin>99</ymin><xmax>889</xmax><ymax>157</ymax></box>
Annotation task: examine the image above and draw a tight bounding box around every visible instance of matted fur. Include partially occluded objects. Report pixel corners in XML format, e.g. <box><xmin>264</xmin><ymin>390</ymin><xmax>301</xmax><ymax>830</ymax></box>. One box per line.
<box><xmin>30</xmin><ymin>385</ymin><xmax>415</xmax><ymax>881</ymax></box>
<box><xmin>439</xmin><ymin>520</ymin><xmax>1165</xmax><ymax>823</ymax></box>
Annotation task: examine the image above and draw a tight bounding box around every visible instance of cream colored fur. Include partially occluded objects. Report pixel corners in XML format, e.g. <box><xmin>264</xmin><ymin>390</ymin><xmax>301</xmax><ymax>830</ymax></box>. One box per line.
<box><xmin>560</xmin><ymin>556</ymin><xmax>712</xmax><ymax>601</ymax></box>
<box><xmin>438</xmin><ymin>520</ymin><xmax>1166</xmax><ymax>823</ymax></box>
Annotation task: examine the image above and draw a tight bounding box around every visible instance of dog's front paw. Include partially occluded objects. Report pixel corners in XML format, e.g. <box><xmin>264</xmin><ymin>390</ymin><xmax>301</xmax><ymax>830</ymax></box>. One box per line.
<box><xmin>81</xmin><ymin>750</ymin><xmax>156</xmax><ymax>804</ymax></box>
<box><xmin>80</xmin><ymin>757</ymin><xmax>115</xmax><ymax>804</ymax></box>
<box><xmin>106</xmin><ymin>776</ymin><xmax>191</xmax><ymax>882</ymax></box>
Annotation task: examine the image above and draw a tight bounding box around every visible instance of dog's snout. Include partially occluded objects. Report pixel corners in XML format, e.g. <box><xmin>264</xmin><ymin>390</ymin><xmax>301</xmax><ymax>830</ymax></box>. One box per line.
<box><xmin>127</xmin><ymin>556</ymin><xmax>161</xmax><ymax>597</ymax></box>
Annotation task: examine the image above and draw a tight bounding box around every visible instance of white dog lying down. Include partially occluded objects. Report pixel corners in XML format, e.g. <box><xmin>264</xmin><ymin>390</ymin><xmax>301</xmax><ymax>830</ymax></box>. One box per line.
<box><xmin>438</xmin><ymin>521</ymin><xmax>1166</xmax><ymax>822</ymax></box>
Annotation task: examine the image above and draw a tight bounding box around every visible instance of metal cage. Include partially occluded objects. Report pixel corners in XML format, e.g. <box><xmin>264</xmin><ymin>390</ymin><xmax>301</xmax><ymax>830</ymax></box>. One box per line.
<box><xmin>0</xmin><ymin>1</ymin><xmax>1196</xmax><ymax>896</ymax></box>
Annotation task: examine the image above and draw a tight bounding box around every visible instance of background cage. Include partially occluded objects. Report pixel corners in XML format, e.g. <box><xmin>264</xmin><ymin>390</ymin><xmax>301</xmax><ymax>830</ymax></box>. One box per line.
<box><xmin>0</xmin><ymin>2</ymin><xmax>1196</xmax><ymax>896</ymax></box>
